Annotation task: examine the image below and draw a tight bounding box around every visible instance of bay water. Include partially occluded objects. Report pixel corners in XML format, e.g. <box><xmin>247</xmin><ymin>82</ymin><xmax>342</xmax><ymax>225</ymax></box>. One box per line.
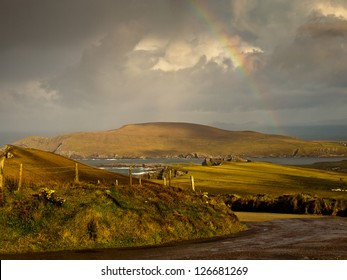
<box><xmin>81</xmin><ymin>157</ymin><xmax>347</xmax><ymax>176</ymax></box>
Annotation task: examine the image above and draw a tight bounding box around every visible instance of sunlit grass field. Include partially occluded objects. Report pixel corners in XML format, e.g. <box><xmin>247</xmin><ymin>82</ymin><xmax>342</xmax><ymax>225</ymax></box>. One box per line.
<box><xmin>162</xmin><ymin>161</ymin><xmax>347</xmax><ymax>199</ymax></box>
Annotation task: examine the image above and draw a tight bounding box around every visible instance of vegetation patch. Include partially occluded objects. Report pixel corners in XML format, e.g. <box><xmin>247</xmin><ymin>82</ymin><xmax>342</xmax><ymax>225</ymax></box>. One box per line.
<box><xmin>225</xmin><ymin>193</ymin><xmax>347</xmax><ymax>216</ymax></box>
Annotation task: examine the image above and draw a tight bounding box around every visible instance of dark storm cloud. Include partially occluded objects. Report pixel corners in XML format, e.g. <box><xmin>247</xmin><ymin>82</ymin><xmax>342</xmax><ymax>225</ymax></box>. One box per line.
<box><xmin>257</xmin><ymin>13</ymin><xmax>347</xmax><ymax>110</ymax></box>
<box><xmin>1</xmin><ymin>0</ymin><xmax>347</xmax><ymax>136</ymax></box>
<box><xmin>0</xmin><ymin>0</ymin><xmax>135</xmax><ymax>49</ymax></box>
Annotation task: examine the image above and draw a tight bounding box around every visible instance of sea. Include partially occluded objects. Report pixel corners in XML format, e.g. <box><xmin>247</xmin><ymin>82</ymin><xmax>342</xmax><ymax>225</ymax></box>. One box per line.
<box><xmin>80</xmin><ymin>158</ymin><xmax>203</xmax><ymax>176</ymax></box>
<box><xmin>80</xmin><ymin>157</ymin><xmax>347</xmax><ymax>176</ymax></box>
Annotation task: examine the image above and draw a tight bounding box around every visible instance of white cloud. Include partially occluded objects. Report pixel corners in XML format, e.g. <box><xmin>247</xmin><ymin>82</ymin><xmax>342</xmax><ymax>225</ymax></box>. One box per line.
<box><xmin>134</xmin><ymin>36</ymin><xmax>169</xmax><ymax>52</ymax></box>
<box><xmin>314</xmin><ymin>2</ymin><xmax>347</xmax><ymax>19</ymax></box>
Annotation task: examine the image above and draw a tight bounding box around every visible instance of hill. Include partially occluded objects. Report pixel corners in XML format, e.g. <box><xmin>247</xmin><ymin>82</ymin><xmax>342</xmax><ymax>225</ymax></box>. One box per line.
<box><xmin>13</xmin><ymin>122</ymin><xmax>347</xmax><ymax>158</ymax></box>
<box><xmin>300</xmin><ymin>160</ymin><xmax>347</xmax><ymax>173</ymax></box>
<box><xmin>1</xmin><ymin>145</ymin><xmax>133</xmax><ymax>186</ymax></box>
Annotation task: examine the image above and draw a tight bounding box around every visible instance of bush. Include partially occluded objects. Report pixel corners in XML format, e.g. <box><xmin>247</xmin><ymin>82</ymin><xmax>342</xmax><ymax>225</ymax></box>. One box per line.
<box><xmin>227</xmin><ymin>193</ymin><xmax>343</xmax><ymax>216</ymax></box>
<box><xmin>5</xmin><ymin>177</ymin><xmax>18</xmax><ymax>193</ymax></box>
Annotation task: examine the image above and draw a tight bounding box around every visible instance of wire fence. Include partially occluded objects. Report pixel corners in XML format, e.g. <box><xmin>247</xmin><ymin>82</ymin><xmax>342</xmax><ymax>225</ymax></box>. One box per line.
<box><xmin>0</xmin><ymin>158</ymin><xmax>195</xmax><ymax>192</ymax></box>
<box><xmin>1</xmin><ymin>162</ymin><xmax>86</xmax><ymax>190</ymax></box>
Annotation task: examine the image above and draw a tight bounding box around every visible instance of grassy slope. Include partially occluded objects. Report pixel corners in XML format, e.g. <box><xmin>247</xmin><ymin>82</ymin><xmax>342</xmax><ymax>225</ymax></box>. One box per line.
<box><xmin>13</xmin><ymin>122</ymin><xmax>347</xmax><ymax>158</ymax></box>
<box><xmin>0</xmin><ymin>146</ymin><xmax>243</xmax><ymax>254</ymax></box>
<box><xmin>164</xmin><ymin>161</ymin><xmax>347</xmax><ymax>199</ymax></box>
<box><xmin>2</xmin><ymin>145</ymin><xmax>132</xmax><ymax>185</ymax></box>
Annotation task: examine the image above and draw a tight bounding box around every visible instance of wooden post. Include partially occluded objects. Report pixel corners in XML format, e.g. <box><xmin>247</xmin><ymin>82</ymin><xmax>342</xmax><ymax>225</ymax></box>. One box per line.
<box><xmin>129</xmin><ymin>165</ymin><xmax>133</xmax><ymax>186</ymax></box>
<box><xmin>75</xmin><ymin>163</ymin><xmax>79</xmax><ymax>183</ymax></box>
<box><xmin>0</xmin><ymin>156</ymin><xmax>4</xmax><ymax>204</ymax></box>
<box><xmin>169</xmin><ymin>169</ymin><xmax>172</xmax><ymax>187</ymax></box>
<box><xmin>190</xmin><ymin>176</ymin><xmax>195</xmax><ymax>192</ymax></box>
<box><xmin>0</xmin><ymin>157</ymin><xmax>5</xmax><ymax>191</ymax></box>
<box><xmin>18</xmin><ymin>163</ymin><xmax>23</xmax><ymax>191</ymax></box>
<box><xmin>139</xmin><ymin>178</ymin><xmax>142</xmax><ymax>186</ymax></box>
<box><xmin>115</xmin><ymin>179</ymin><xmax>118</xmax><ymax>186</ymax></box>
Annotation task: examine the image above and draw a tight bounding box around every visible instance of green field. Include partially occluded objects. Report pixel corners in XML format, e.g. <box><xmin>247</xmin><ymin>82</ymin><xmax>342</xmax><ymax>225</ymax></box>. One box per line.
<box><xmin>162</xmin><ymin>161</ymin><xmax>347</xmax><ymax>199</ymax></box>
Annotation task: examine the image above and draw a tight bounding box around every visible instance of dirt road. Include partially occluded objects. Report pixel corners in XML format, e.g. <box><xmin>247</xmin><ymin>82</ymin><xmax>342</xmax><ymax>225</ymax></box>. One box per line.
<box><xmin>2</xmin><ymin>216</ymin><xmax>347</xmax><ymax>260</ymax></box>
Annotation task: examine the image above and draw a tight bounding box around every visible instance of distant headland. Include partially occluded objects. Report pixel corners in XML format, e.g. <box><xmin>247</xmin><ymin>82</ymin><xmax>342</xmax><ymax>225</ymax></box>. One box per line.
<box><xmin>11</xmin><ymin>122</ymin><xmax>347</xmax><ymax>159</ymax></box>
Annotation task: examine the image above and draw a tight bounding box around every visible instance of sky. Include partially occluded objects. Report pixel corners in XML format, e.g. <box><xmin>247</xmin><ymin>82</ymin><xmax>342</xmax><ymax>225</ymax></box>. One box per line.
<box><xmin>1</xmin><ymin>0</ymin><xmax>347</xmax><ymax>144</ymax></box>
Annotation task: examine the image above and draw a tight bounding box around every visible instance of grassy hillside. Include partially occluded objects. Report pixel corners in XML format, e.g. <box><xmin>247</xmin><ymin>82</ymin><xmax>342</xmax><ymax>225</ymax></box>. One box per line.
<box><xmin>0</xmin><ymin>145</ymin><xmax>243</xmax><ymax>254</ymax></box>
<box><xmin>1</xmin><ymin>145</ymin><xmax>132</xmax><ymax>186</ymax></box>
<box><xmin>13</xmin><ymin>122</ymin><xmax>347</xmax><ymax>158</ymax></box>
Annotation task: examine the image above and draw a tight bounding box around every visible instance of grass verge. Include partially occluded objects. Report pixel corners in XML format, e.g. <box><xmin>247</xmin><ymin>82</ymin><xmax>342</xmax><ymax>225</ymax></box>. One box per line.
<box><xmin>234</xmin><ymin>212</ymin><xmax>324</xmax><ymax>222</ymax></box>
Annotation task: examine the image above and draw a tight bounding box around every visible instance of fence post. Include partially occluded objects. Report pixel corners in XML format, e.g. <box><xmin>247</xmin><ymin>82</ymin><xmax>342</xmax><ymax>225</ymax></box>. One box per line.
<box><xmin>139</xmin><ymin>178</ymin><xmax>142</xmax><ymax>186</ymax></box>
<box><xmin>129</xmin><ymin>165</ymin><xmax>133</xmax><ymax>186</ymax></box>
<box><xmin>169</xmin><ymin>169</ymin><xmax>172</xmax><ymax>187</ymax></box>
<box><xmin>190</xmin><ymin>176</ymin><xmax>195</xmax><ymax>192</ymax></box>
<box><xmin>115</xmin><ymin>179</ymin><xmax>118</xmax><ymax>186</ymax></box>
<box><xmin>75</xmin><ymin>163</ymin><xmax>79</xmax><ymax>183</ymax></box>
<box><xmin>18</xmin><ymin>163</ymin><xmax>23</xmax><ymax>191</ymax></box>
<box><xmin>0</xmin><ymin>156</ymin><xmax>5</xmax><ymax>191</ymax></box>
<box><xmin>163</xmin><ymin>177</ymin><xmax>167</xmax><ymax>186</ymax></box>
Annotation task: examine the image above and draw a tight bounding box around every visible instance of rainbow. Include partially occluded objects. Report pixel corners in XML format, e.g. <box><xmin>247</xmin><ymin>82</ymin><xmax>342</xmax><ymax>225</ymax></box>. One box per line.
<box><xmin>189</xmin><ymin>0</ymin><xmax>283</xmax><ymax>133</ymax></box>
<box><xmin>189</xmin><ymin>0</ymin><xmax>248</xmax><ymax>73</ymax></box>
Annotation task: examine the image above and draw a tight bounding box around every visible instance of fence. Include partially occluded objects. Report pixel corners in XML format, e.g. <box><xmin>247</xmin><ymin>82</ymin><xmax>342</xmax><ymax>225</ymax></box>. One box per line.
<box><xmin>0</xmin><ymin>161</ymin><xmax>196</xmax><ymax>192</ymax></box>
<box><xmin>1</xmin><ymin>162</ymin><xmax>100</xmax><ymax>191</ymax></box>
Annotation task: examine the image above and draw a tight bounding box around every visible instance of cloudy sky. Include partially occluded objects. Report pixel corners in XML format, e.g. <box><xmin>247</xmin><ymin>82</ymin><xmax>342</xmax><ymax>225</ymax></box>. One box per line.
<box><xmin>1</xmin><ymin>0</ymin><xmax>347</xmax><ymax>143</ymax></box>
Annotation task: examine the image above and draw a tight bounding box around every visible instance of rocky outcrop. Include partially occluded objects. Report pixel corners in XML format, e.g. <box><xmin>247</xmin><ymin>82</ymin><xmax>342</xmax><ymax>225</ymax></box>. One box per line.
<box><xmin>202</xmin><ymin>155</ymin><xmax>250</xmax><ymax>166</ymax></box>
<box><xmin>0</xmin><ymin>145</ymin><xmax>14</xmax><ymax>159</ymax></box>
<box><xmin>145</xmin><ymin>166</ymin><xmax>188</xmax><ymax>180</ymax></box>
<box><xmin>202</xmin><ymin>157</ymin><xmax>223</xmax><ymax>166</ymax></box>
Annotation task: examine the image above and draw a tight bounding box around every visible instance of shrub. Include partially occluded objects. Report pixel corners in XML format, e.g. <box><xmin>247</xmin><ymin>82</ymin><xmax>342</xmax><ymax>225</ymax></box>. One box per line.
<box><xmin>227</xmin><ymin>193</ymin><xmax>343</xmax><ymax>216</ymax></box>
